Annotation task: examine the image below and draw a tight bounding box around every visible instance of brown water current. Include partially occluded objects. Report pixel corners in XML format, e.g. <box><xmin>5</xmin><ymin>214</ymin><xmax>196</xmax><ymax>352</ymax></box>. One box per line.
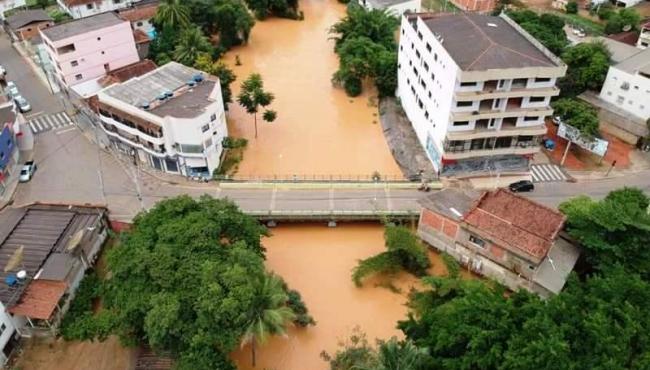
<box><xmin>223</xmin><ymin>0</ymin><xmax>403</xmax><ymax>178</ymax></box>
<box><xmin>231</xmin><ymin>223</ymin><xmax>464</xmax><ymax>370</ymax></box>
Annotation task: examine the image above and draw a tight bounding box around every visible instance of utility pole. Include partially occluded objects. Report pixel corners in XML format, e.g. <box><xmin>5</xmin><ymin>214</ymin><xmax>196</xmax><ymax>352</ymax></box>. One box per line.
<box><xmin>606</xmin><ymin>160</ymin><xmax>617</xmax><ymax>177</ymax></box>
<box><xmin>560</xmin><ymin>141</ymin><xmax>572</xmax><ymax>166</ymax></box>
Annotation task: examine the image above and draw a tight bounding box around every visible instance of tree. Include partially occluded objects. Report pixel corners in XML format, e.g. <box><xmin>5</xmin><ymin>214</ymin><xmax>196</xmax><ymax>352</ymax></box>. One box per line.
<box><xmin>330</xmin><ymin>5</ymin><xmax>399</xmax><ymax>52</ymax></box>
<box><xmin>36</xmin><ymin>0</ymin><xmax>50</xmax><ymax>9</ymax></box>
<box><xmin>507</xmin><ymin>10</ymin><xmax>568</xmax><ymax>55</ymax></box>
<box><xmin>174</xmin><ymin>27</ymin><xmax>214</xmax><ymax>66</ymax></box>
<box><xmin>237</xmin><ymin>73</ymin><xmax>276</xmax><ymax>138</ymax></box>
<box><xmin>154</xmin><ymin>0</ymin><xmax>191</xmax><ymax>29</ymax></box>
<box><xmin>194</xmin><ymin>53</ymin><xmax>237</xmax><ymax>107</ymax></box>
<box><xmin>352</xmin><ymin>226</ymin><xmax>430</xmax><ymax>286</ymax></box>
<box><xmin>559</xmin><ymin>188</ymin><xmax>650</xmax><ymax>278</ymax></box>
<box><xmin>551</xmin><ymin>98</ymin><xmax>599</xmax><ymax>138</ymax></box>
<box><xmin>241</xmin><ymin>273</ymin><xmax>296</xmax><ymax>367</ymax></box>
<box><xmin>559</xmin><ymin>41</ymin><xmax>610</xmax><ymax>97</ymax></box>
<box><xmin>148</xmin><ymin>25</ymin><xmax>177</xmax><ymax>65</ymax></box>
<box><xmin>244</xmin><ymin>0</ymin><xmax>300</xmax><ymax>20</ymax></box>
<box><xmin>604</xmin><ymin>8</ymin><xmax>641</xmax><ymax>34</ymax></box>
<box><xmin>566</xmin><ymin>1</ymin><xmax>578</xmax><ymax>14</ymax></box>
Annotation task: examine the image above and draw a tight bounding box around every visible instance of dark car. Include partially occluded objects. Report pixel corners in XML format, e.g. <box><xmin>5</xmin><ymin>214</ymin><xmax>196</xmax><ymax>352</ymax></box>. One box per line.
<box><xmin>509</xmin><ymin>180</ymin><xmax>534</xmax><ymax>192</ymax></box>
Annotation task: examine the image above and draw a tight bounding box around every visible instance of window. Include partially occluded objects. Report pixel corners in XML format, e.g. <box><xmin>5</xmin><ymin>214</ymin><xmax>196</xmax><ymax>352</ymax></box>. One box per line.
<box><xmin>400</xmin><ymin>45</ymin><xmax>403</xmax><ymax>51</ymax></box>
<box><xmin>56</xmin><ymin>43</ymin><xmax>75</xmax><ymax>54</ymax></box>
<box><xmin>165</xmin><ymin>158</ymin><xmax>179</xmax><ymax>172</ymax></box>
<box><xmin>529</xmin><ymin>96</ymin><xmax>545</xmax><ymax>103</ymax></box>
<box><xmin>416</xmin><ymin>50</ymin><xmax>421</xmax><ymax>59</ymax></box>
<box><xmin>456</xmin><ymin>101</ymin><xmax>473</xmax><ymax>107</ymax></box>
<box><xmin>86</xmin><ymin>3</ymin><xmax>93</xmax><ymax>9</ymax></box>
<box><xmin>424</xmin><ymin>111</ymin><xmax>429</xmax><ymax>119</ymax></box>
<box><xmin>201</xmin><ymin>124</ymin><xmax>210</xmax><ymax>133</ymax></box>
<box><xmin>412</xmin><ymin>67</ymin><xmax>418</xmax><ymax>77</ymax></box>
<box><xmin>210</xmin><ymin>113</ymin><xmax>217</xmax><ymax>121</ymax></box>
<box><xmin>426</xmin><ymin>43</ymin><xmax>431</xmax><ymax>52</ymax></box>
<box><xmin>27</xmin><ymin>28</ymin><xmax>32</xmax><ymax>31</ymax></box>
<box><xmin>453</xmin><ymin>121</ymin><xmax>469</xmax><ymax>127</ymax></box>
<box><xmin>534</xmin><ymin>77</ymin><xmax>551</xmax><ymax>83</ymax></box>
<box><xmin>469</xmin><ymin>235</ymin><xmax>486</xmax><ymax>248</ymax></box>
<box><xmin>434</xmin><ymin>53</ymin><xmax>438</xmax><ymax>61</ymax></box>
<box><xmin>420</xmin><ymin>79</ymin><xmax>426</xmax><ymax>89</ymax></box>
<box><xmin>0</xmin><ymin>323</ymin><xmax>6</xmax><ymax>336</ymax></box>
<box><xmin>101</xmin><ymin>51</ymin><xmax>105</xmax><ymax>54</ymax></box>
<box><xmin>70</xmin><ymin>60</ymin><xmax>78</xmax><ymax>67</ymax></box>
<box><xmin>417</xmin><ymin>31</ymin><xmax>423</xmax><ymax>40</ymax></box>
<box><xmin>431</xmin><ymin>73</ymin><xmax>435</xmax><ymax>81</ymax></box>
<box><xmin>136</xmin><ymin>21</ymin><xmax>143</xmax><ymax>27</ymax></box>
<box><xmin>423</xmin><ymin>62</ymin><xmax>429</xmax><ymax>71</ymax></box>
<box><xmin>460</xmin><ymin>81</ymin><xmax>477</xmax><ymax>87</ymax></box>
<box><xmin>616</xmin><ymin>96</ymin><xmax>624</xmax><ymax>104</ymax></box>
<box><xmin>524</xmin><ymin>116</ymin><xmax>539</xmax><ymax>122</ymax></box>
<box><xmin>75</xmin><ymin>73</ymin><xmax>83</xmax><ymax>80</ymax></box>
<box><xmin>410</xmin><ymin>42</ymin><xmax>414</xmax><ymax>49</ymax></box>
<box><xmin>418</xmin><ymin>99</ymin><xmax>423</xmax><ymax>109</ymax></box>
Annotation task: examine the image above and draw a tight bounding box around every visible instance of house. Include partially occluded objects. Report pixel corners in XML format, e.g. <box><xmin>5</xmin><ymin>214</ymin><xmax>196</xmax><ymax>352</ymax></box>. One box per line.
<box><xmin>591</xmin><ymin>0</ymin><xmax>644</xmax><ymax>8</ymax></box>
<box><xmin>638</xmin><ymin>21</ymin><xmax>650</xmax><ymax>50</ymax></box>
<box><xmin>418</xmin><ymin>188</ymin><xmax>580</xmax><ymax>297</ymax></box>
<box><xmin>0</xmin><ymin>0</ymin><xmax>26</xmax><ymax>20</ymax></box>
<box><xmin>56</xmin><ymin>0</ymin><xmax>145</xmax><ymax>19</ymax></box>
<box><xmin>357</xmin><ymin>0</ymin><xmax>421</xmax><ymax>16</ymax></box>
<box><xmin>0</xmin><ymin>98</ymin><xmax>18</xmax><ymax>199</ymax></box>
<box><xmin>4</xmin><ymin>9</ymin><xmax>53</xmax><ymax>41</ymax></box>
<box><xmin>397</xmin><ymin>13</ymin><xmax>567</xmax><ymax>176</ymax></box>
<box><xmin>39</xmin><ymin>12</ymin><xmax>140</xmax><ymax>89</ymax></box>
<box><xmin>0</xmin><ymin>204</ymin><xmax>108</xmax><ymax>364</ymax></box>
<box><xmin>116</xmin><ymin>0</ymin><xmax>159</xmax><ymax>60</ymax></box>
<box><xmin>95</xmin><ymin>62</ymin><xmax>228</xmax><ymax>178</ymax></box>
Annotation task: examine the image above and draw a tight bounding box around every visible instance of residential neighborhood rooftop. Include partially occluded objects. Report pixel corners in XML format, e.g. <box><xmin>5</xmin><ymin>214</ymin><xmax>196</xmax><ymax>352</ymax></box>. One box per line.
<box><xmin>595</xmin><ymin>37</ymin><xmax>642</xmax><ymax>64</ymax></box>
<box><xmin>41</xmin><ymin>12</ymin><xmax>125</xmax><ymax>42</ymax></box>
<box><xmin>421</xmin><ymin>13</ymin><xmax>558</xmax><ymax>71</ymax></box>
<box><xmin>102</xmin><ymin>62</ymin><xmax>218</xmax><ymax>119</ymax></box>
<box><xmin>366</xmin><ymin>0</ymin><xmax>414</xmax><ymax>7</ymax></box>
<box><xmin>616</xmin><ymin>47</ymin><xmax>650</xmax><ymax>75</ymax></box>
<box><xmin>418</xmin><ymin>188</ymin><xmax>481</xmax><ymax>221</ymax></box>
<box><xmin>98</xmin><ymin>59</ymin><xmax>158</xmax><ymax>87</ymax></box>
<box><xmin>462</xmin><ymin>189</ymin><xmax>566</xmax><ymax>259</ymax></box>
<box><xmin>116</xmin><ymin>0</ymin><xmax>159</xmax><ymax>22</ymax></box>
<box><xmin>5</xmin><ymin>9</ymin><xmax>52</xmax><ymax>30</ymax></box>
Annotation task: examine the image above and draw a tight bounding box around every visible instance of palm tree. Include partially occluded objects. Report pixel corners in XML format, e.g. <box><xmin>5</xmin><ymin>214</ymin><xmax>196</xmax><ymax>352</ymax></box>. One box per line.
<box><xmin>241</xmin><ymin>273</ymin><xmax>295</xmax><ymax>367</ymax></box>
<box><xmin>154</xmin><ymin>0</ymin><xmax>191</xmax><ymax>29</ymax></box>
<box><xmin>174</xmin><ymin>27</ymin><xmax>213</xmax><ymax>66</ymax></box>
<box><xmin>372</xmin><ymin>338</ymin><xmax>429</xmax><ymax>370</ymax></box>
<box><xmin>237</xmin><ymin>73</ymin><xmax>276</xmax><ymax>138</ymax></box>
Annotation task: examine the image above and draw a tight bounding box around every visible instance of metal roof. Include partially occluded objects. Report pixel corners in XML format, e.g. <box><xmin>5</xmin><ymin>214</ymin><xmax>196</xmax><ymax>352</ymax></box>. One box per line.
<box><xmin>41</xmin><ymin>12</ymin><xmax>125</xmax><ymax>42</ymax></box>
<box><xmin>5</xmin><ymin>9</ymin><xmax>52</xmax><ymax>30</ymax></box>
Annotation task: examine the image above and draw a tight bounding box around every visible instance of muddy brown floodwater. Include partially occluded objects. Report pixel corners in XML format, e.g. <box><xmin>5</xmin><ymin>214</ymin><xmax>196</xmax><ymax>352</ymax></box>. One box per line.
<box><xmin>231</xmin><ymin>223</ymin><xmax>462</xmax><ymax>370</ymax></box>
<box><xmin>223</xmin><ymin>0</ymin><xmax>402</xmax><ymax>179</ymax></box>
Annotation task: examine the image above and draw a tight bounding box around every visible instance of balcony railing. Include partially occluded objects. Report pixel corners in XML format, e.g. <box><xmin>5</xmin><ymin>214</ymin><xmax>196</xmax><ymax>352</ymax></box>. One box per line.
<box><xmin>99</xmin><ymin>114</ymin><xmax>164</xmax><ymax>145</ymax></box>
<box><xmin>100</xmin><ymin>122</ymin><xmax>166</xmax><ymax>156</ymax></box>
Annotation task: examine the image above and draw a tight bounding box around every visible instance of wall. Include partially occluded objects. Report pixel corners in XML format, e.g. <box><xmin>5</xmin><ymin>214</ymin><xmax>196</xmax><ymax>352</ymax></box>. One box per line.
<box><xmin>0</xmin><ymin>301</ymin><xmax>18</xmax><ymax>365</ymax></box>
<box><xmin>0</xmin><ymin>0</ymin><xmax>26</xmax><ymax>19</ymax></box>
<box><xmin>599</xmin><ymin>66</ymin><xmax>650</xmax><ymax>121</ymax></box>
<box><xmin>43</xmin><ymin>20</ymin><xmax>139</xmax><ymax>87</ymax></box>
<box><xmin>57</xmin><ymin>0</ymin><xmax>144</xmax><ymax>19</ymax></box>
<box><xmin>14</xmin><ymin>20</ymin><xmax>53</xmax><ymax>41</ymax></box>
<box><xmin>449</xmin><ymin>0</ymin><xmax>495</xmax><ymax>12</ymax></box>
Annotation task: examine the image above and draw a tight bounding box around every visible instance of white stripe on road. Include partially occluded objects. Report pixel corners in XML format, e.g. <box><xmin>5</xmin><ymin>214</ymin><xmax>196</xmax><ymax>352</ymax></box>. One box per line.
<box><xmin>548</xmin><ymin>165</ymin><xmax>566</xmax><ymax>180</ymax></box>
<box><xmin>29</xmin><ymin>121</ymin><xmax>38</xmax><ymax>133</ymax></box>
<box><xmin>45</xmin><ymin>114</ymin><xmax>60</xmax><ymax>128</ymax></box>
<box><xmin>50</xmin><ymin>113</ymin><xmax>64</xmax><ymax>127</ymax></box>
<box><xmin>33</xmin><ymin>119</ymin><xmax>44</xmax><ymax>131</ymax></box>
<box><xmin>532</xmin><ymin>166</ymin><xmax>549</xmax><ymax>182</ymax></box>
<box><xmin>61</xmin><ymin>112</ymin><xmax>73</xmax><ymax>124</ymax></box>
<box><xmin>56</xmin><ymin>126</ymin><xmax>77</xmax><ymax>135</ymax></box>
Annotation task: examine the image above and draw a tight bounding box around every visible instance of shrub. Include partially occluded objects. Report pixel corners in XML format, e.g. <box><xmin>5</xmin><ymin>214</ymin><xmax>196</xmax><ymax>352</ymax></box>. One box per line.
<box><xmin>287</xmin><ymin>290</ymin><xmax>316</xmax><ymax>327</ymax></box>
<box><xmin>566</xmin><ymin>1</ymin><xmax>578</xmax><ymax>14</ymax></box>
<box><xmin>343</xmin><ymin>76</ymin><xmax>362</xmax><ymax>97</ymax></box>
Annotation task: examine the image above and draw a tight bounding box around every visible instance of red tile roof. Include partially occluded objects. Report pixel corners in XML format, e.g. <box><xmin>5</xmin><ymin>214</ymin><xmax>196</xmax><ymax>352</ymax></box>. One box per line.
<box><xmin>98</xmin><ymin>59</ymin><xmax>157</xmax><ymax>87</ymax></box>
<box><xmin>117</xmin><ymin>2</ymin><xmax>158</xmax><ymax>22</ymax></box>
<box><xmin>462</xmin><ymin>189</ymin><xmax>565</xmax><ymax>259</ymax></box>
<box><xmin>607</xmin><ymin>31</ymin><xmax>639</xmax><ymax>46</ymax></box>
<box><xmin>8</xmin><ymin>280</ymin><xmax>67</xmax><ymax>320</ymax></box>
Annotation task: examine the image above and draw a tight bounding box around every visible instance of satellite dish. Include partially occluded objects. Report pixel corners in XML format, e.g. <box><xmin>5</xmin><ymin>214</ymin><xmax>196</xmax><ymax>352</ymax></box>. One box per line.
<box><xmin>4</xmin><ymin>246</ymin><xmax>24</xmax><ymax>273</ymax></box>
<box><xmin>16</xmin><ymin>270</ymin><xmax>27</xmax><ymax>280</ymax></box>
<box><xmin>622</xmin><ymin>24</ymin><xmax>632</xmax><ymax>32</ymax></box>
<box><xmin>66</xmin><ymin>229</ymin><xmax>85</xmax><ymax>252</ymax></box>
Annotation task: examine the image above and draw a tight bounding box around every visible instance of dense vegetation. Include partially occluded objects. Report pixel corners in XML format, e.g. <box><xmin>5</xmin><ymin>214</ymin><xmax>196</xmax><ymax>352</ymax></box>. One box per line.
<box><xmin>244</xmin><ymin>0</ymin><xmax>302</xmax><ymax>20</ymax></box>
<box><xmin>329</xmin><ymin>5</ymin><xmax>399</xmax><ymax>97</ymax></box>
<box><xmin>551</xmin><ymin>98</ymin><xmax>599</xmax><ymax>138</ymax></box>
<box><xmin>352</xmin><ymin>226</ymin><xmax>430</xmax><ymax>286</ymax></box>
<box><xmin>61</xmin><ymin>196</ymin><xmax>314</xmax><ymax>369</ymax></box>
<box><xmin>558</xmin><ymin>41</ymin><xmax>610</xmax><ymax>97</ymax></box>
<box><xmin>507</xmin><ymin>10</ymin><xmax>569</xmax><ymax>55</ymax></box>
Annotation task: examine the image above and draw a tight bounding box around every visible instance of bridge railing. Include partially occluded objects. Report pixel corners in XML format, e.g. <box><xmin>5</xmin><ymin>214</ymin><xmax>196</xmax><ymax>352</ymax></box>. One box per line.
<box><xmin>244</xmin><ymin>209</ymin><xmax>420</xmax><ymax>221</ymax></box>
<box><xmin>214</xmin><ymin>173</ymin><xmax>416</xmax><ymax>183</ymax></box>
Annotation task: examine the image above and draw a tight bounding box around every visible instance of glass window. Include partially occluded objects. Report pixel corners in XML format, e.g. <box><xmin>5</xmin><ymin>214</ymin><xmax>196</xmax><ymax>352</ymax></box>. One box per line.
<box><xmin>469</xmin><ymin>235</ymin><xmax>485</xmax><ymax>248</ymax></box>
<box><xmin>210</xmin><ymin>113</ymin><xmax>217</xmax><ymax>121</ymax></box>
<box><xmin>201</xmin><ymin>124</ymin><xmax>210</xmax><ymax>133</ymax></box>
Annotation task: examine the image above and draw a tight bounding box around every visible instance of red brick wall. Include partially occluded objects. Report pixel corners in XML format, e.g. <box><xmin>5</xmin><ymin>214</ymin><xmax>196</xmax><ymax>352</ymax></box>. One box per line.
<box><xmin>420</xmin><ymin>209</ymin><xmax>459</xmax><ymax>239</ymax></box>
<box><xmin>442</xmin><ymin>221</ymin><xmax>458</xmax><ymax>239</ymax></box>
<box><xmin>17</xmin><ymin>21</ymin><xmax>54</xmax><ymax>41</ymax></box>
<box><xmin>109</xmin><ymin>220</ymin><xmax>132</xmax><ymax>232</ymax></box>
<box><xmin>450</xmin><ymin>0</ymin><xmax>495</xmax><ymax>12</ymax></box>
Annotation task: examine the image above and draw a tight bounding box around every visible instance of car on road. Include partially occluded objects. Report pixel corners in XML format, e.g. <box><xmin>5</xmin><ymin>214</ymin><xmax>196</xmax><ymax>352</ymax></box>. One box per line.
<box><xmin>5</xmin><ymin>81</ymin><xmax>19</xmax><ymax>98</ymax></box>
<box><xmin>19</xmin><ymin>161</ymin><xmax>37</xmax><ymax>183</ymax></box>
<box><xmin>509</xmin><ymin>180</ymin><xmax>534</xmax><ymax>193</ymax></box>
<box><xmin>0</xmin><ymin>65</ymin><xmax>6</xmax><ymax>80</ymax></box>
<box><xmin>13</xmin><ymin>95</ymin><xmax>31</xmax><ymax>113</ymax></box>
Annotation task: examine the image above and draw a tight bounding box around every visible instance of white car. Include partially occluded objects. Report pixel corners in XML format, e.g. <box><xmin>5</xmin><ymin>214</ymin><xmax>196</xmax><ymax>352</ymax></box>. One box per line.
<box><xmin>0</xmin><ymin>65</ymin><xmax>6</xmax><ymax>78</ymax></box>
<box><xmin>19</xmin><ymin>161</ymin><xmax>37</xmax><ymax>183</ymax></box>
<box><xmin>5</xmin><ymin>81</ymin><xmax>19</xmax><ymax>98</ymax></box>
<box><xmin>14</xmin><ymin>95</ymin><xmax>31</xmax><ymax>113</ymax></box>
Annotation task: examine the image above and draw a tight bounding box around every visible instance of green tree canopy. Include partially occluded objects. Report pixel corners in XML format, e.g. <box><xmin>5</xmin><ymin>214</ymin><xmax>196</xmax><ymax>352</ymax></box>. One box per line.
<box><xmin>194</xmin><ymin>53</ymin><xmax>237</xmax><ymax>107</ymax></box>
<box><xmin>604</xmin><ymin>8</ymin><xmax>642</xmax><ymax>34</ymax></box>
<box><xmin>244</xmin><ymin>0</ymin><xmax>300</xmax><ymax>19</ymax></box>
<box><xmin>551</xmin><ymin>98</ymin><xmax>600</xmax><ymax>138</ymax></box>
<box><xmin>173</xmin><ymin>26</ymin><xmax>214</xmax><ymax>66</ymax></box>
<box><xmin>507</xmin><ymin>10</ymin><xmax>568</xmax><ymax>55</ymax></box>
<box><xmin>559</xmin><ymin>187</ymin><xmax>650</xmax><ymax>277</ymax></box>
<box><xmin>330</xmin><ymin>5</ymin><xmax>399</xmax><ymax>52</ymax></box>
<box><xmin>237</xmin><ymin>73</ymin><xmax>276</xmax><ymax>138</ymax></box>
<box><xmin>154</xmin><ymin>0</ymin><xmax>191</xmax><ymax>29</ymax></box>
<box><xmin>559</xmin><ymin>41</ymin><xmax>610</xmax><ymax>97</ymax></box>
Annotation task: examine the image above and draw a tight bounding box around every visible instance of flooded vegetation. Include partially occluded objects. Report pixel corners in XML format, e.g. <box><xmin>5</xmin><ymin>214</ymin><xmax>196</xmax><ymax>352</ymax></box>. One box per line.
<box><xmin>224</xmin><ymin>0</ymin><xmax>402</xmax><ymax>178</ymax></box>
<box><xmin>231</xmin><ymin>223</ymin><xmax>468</xmax><ymax>370</ymax></box>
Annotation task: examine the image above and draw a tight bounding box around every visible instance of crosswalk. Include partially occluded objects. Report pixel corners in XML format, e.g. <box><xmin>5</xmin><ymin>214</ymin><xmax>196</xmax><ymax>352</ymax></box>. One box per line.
<box><xmin>27</xmin><ymin>112</ymin><xmax>74</xmax><ymax>134</ymax></box>
<box><xmin>531</xmin><ymin>164</ymin><xmax>568</xmax><ymax>183</ymax></box>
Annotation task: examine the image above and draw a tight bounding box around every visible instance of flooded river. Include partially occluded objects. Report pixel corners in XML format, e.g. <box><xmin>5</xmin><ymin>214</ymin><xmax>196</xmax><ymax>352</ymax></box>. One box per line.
<box><xmin>231</xmin><ymin>223</ymin><xmax>459</xmax><ymax>370</ymax></box>
<box><xmin>224</xmin><ymin>0</ymin><xmax>402</xmax><ymax>179</ymax></box>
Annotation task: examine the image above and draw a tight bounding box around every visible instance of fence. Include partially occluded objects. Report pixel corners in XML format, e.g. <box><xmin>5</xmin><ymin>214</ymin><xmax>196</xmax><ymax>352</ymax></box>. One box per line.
<box><xmin>246</xmin><ymin>209</ymin><xmax>419</xmax><ymax>222</ymax></box>
<box><xmin>214</xmin><ymin>173</ymin><xmax>412</xmax><ymax>183</ymax></box>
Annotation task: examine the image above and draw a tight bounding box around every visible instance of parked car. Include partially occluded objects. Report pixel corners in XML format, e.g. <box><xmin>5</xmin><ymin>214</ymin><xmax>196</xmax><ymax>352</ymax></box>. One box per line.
<box><xmin>5</xmin><ymin>81</ymin><xmax>19</xmax><ymax>98</ymax></box>
<box><xmin>19</xmin><ymin>161</ymin><xmax>37</xmax><ymax>183</ymax></box>
<box><xmin>509</xmin><ymin>180</ymin><xmax>534</xmax><ymax>193</ymax></box>
<box><xmin>0</xmin><ymin>65</ymin><xmax>6</xmax><ymax>80</ymax></box>
<box><xmin>13</xmin><ymin>95</ymin><xmax>31</xmax><ymax>113</ymax></box>
<box><xmin>552</xmin><ymin>116</ymin><xmax>563</xmax><ymax>126</ymax></box>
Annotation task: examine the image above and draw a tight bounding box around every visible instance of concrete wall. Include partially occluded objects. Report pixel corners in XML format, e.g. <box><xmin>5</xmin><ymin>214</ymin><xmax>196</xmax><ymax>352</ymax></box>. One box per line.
<box><xmin>599</xmin><ymin>66</ymin><xmax>650</xmax><ymax>121</ymax></box>
<box><xmin>57</xmin><ymin>0</ymin><xmax>144</xmax><ymax>19</ymax></box>
<box><xmin>13</xmin><ymin>20</ymin><xmax>54</xmax><ymax>41</ymax></box>
<box><xmin>42</xmin><ymin>20</ymin><xmax>139</xmax><ymax>87</ymax></box>
<box><xmin>449</xmin><ymin>0</ymin><xmax>495</xmax><ymax>12</ymax></box>
<box><xmin>0</xmin><ymin>301</ymin><xmax>18</xmax><ymax>365</ymax></box>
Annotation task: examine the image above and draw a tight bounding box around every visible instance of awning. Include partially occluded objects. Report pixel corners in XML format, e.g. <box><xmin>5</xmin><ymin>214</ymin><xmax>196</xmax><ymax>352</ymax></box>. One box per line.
<box><xmin>8</xmin><ymin>280</ymin><xmax>67</xmax><ymax>320</ymax></box>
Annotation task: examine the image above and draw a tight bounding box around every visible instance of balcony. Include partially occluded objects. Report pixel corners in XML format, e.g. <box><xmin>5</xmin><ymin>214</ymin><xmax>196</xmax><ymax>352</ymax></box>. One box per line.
<box><xmin>446</xmin><ymin>122</ymin><xmax>546</xmax><ymax>141</ymax></box>
<box><xmin>443</xmin><ymin>136</ymin><xmax>541</xmax><ymax>160</ymax></box>
<box><xmin>99</xmin><ymin>113</ymin><xmax>164</xmax><ymax>146</ymax></box>
<box><xmin>451</xmin><ymin>105</ymin><xmax>553</xmax><ymax>121</ymax></box>
<box><xmin>100</xmin><ymin>122</ymin><xmax>166</xmax><ymax>157</ymax></box>
<box><xmin>454</xmin><ymin>85</ymin><xmax>560</xmax><ymax>102</ymax></box>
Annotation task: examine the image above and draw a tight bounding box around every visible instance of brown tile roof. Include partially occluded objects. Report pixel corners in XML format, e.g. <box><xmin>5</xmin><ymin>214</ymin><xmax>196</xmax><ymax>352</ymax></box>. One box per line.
<box><xmin>8</xmin><ymin>280</ymin><xmax>67</xmax><ymax>320</ymax></box>
<box><xmin>117</xmin><ymin>1</ymin><xmax>158</xmax><ymax>22</ymax></box>
<box><xmin>421</xmin><ymin>13</ymin><xmax>558</xmax><ymax>71</ymax></box>
<box><xmin>462</xmin><ymin>189</ymin><xmax>565</xmax><ymax>260</ymax></box>
<box><xmin>5</xmin><ymin>9</ymin><xmax>52</xmax><ymax>30</ymax></box>
<box><xmin>98</xmin><ymin>59</ymin><xmax>157</xmax><ymax>87</ymax></box>
<box><xmin>607</xmin><ymin>31</ymin><xmax>639</xmax><ymax>46</ymax></box>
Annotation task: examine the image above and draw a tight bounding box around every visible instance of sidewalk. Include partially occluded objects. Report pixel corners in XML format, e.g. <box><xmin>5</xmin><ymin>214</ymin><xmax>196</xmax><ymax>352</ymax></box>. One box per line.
<box><xmin>11</xmin><ymin>40</ymin><xmax>60</xmax><ymax>94</ymax></box>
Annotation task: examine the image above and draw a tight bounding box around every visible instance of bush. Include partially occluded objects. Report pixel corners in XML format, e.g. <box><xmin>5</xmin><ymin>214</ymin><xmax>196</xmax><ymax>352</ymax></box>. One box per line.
<box><xmin>222</xmin><ymin>137</ymin><xmax>248</xmax><ymax>149</ymax></box>
<box><xmin>566</xmin><ymin>1</ymin><xmax>578</xmax><ymax>14</ymax></box>
<box><xmin>60</xmin><ymin>272</ymin><xmax>116</xmax><ymax>341</ymax></box>
<box><xmin>343</xmin><ymin>76</ymin><xmax>362</xmax><ymax>97</ymax></box>
<box><xmin>287</xmin><ymin>290</ymin><xmax>316</xmax><ymax>327</ymax></box>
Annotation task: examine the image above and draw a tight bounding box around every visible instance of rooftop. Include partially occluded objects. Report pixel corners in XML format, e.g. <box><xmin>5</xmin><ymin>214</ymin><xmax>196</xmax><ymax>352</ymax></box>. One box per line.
<box><xmin>117</xmin><ymin>0</ymin><xmax>159</xmax><ymax>22</ymax></box>
<box><xmin>0</xmin><ymin>204</ymin><xmax>106</xmax><ymax>306</ymax></box>
<box><xmin>102</xmin><ymin>62</ymin><xmax>219</xmax><ymax>119</ymax></box>
<box><xmin>594</xmin><ymin>37</ymin><xmax>641</xmax><ymax>64</ymax></box>
<box><xmin>62</xmin><ymin>0</ymin><xmax>102</xmax><ymax>6</ymax></box>
<box><xmin>41</xmin><ymin>12</ymin><xmax>126</xmax><ymax>42</ymax></box>
<box><xmin>615</xmin><ymin>47</ymin><xmax>650</xmax><ymax>76</ymax></box>
<box><xmin>7</xmin><ymin>280</ymin><xmax>67</xmax><ymax>320</ymax></box>
<box><xmin>98</xmin><ymin>59</ymin><xmax>158</xmax><ymax>87</ymax></box>
<box><xmin>462</xmin><ymin>189</ymin><xmax>566</xmax><ymax>260</ymax></box>
<box><xmin>0</xmin><ymin>103</ymin><xmax>16</xmax><ymax>126</ymax></box>
<box><xmin>418</xmin><ymin>188</ymin><xmax>481</xmax><ymax>221</ymax></box>
<box><xmin>420</xmin><ymin>13</ymin><xmax>559</xmax><ymax>71</ymax></box>
<box><xmin>5</xmin><ymin>9</ymin><xmax>52</xmax><ymax>30</ymax></box>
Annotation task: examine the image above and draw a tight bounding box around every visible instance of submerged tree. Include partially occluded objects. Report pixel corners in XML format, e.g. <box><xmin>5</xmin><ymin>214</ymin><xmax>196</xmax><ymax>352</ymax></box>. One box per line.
<box><xmin>194</xmin><ymin>53</ymin><xmax>237</xmax><ymax>107</ymax></box>
<box><xmin>352</xmin><ymin>226</ymin><xmax>430</xmax><ymax>286</ymax></box>
<box><xmin>237</xmin><ymin>73</ymin><xmax>277</xmax><ymax>138</ymax></box>
<box><xmin>241</xmin><ymin>273</ymin><xmax>296</xmax><ymax>367</ymax></box>
<box><xmin>174</xmin><ymin>26</ymin><xmax>214</xmax><ymax>66</ymax></box>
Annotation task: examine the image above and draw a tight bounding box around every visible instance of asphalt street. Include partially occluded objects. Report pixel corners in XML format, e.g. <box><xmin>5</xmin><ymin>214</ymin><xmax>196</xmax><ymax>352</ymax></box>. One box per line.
<box><xmin>0</xmin><ymin>30</ymin><xmax>64</xmax><ymax>115</ymax></box>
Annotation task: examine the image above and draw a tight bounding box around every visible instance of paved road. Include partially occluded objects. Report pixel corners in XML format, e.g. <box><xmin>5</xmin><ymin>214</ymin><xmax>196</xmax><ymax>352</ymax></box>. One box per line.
<box><xmin>0</xmin><ymin>30</ymin><xmax>63</xmax><ymax>115</ymax></box>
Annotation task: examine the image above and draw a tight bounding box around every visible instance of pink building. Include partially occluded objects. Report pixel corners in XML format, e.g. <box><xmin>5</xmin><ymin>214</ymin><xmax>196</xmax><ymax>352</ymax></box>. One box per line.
<box><xmin>40</xmin><ymin>12</ymin><xmax>140</xmax><ymax>88</ymax></box>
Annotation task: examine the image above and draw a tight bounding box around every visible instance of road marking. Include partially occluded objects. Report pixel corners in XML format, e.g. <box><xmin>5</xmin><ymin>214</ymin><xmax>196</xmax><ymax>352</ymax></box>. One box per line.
<box><xmin>56</xmin><ymin>127</ymin><xmax>76</xmax><ymax>135</ymax></box>
<box><xmin>531</xmin><ymin>164</ymin><xmax>567</xmax><ymax>183</ymax></box>
<box><xmin>25</xmin><ymin>111</ymin><xmax>44</xmax><ymax>119</ymax></box>
<box><xmin>29</xmin><ymin>121</ymin><xmax>37</xmax><ymax>133</ymax></box>
<box><xmin>51</xmin><ymin>113</ymin><xmax>64</xmax><ymax>127</ymax></box>
<box><xmin>33</xmin><ymin>119</ymin><xmax>43</xmax><ymax>131</ymax></box>
<box><xmin>329</xmin><ymin>187</ymin><xmax>334</xmax><ymax>211</ymax></box>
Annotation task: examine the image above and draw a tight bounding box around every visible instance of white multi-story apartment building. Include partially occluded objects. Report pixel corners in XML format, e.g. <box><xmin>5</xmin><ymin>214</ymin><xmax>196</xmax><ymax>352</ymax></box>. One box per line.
<box><xmin>56</xmin><ymin>0</ymin><xmax>144</xmax><ymax>19</ymax></box>
<box><xmin>599</xmin><ymin>47</ymin><xmax>650</xmax><ymax>121</ymax></box>
<box><xmin>637</xmin><ymin>21</ymin><xmax>650</xmax><ymax>50</ymax></box>
<box><xmin>40</xmin><ymin>12</ymin><xmax>140</xmax><ymax>88</ymax></box>
<box><xmin>96</xmin><ymin>62</ymin><xmax>228</xmax><ymax>178</ymax></box>
<box><xmin>397</xmin><ymin>13</ymin><xmax>566</xmax><ymax>173</ymax></box>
